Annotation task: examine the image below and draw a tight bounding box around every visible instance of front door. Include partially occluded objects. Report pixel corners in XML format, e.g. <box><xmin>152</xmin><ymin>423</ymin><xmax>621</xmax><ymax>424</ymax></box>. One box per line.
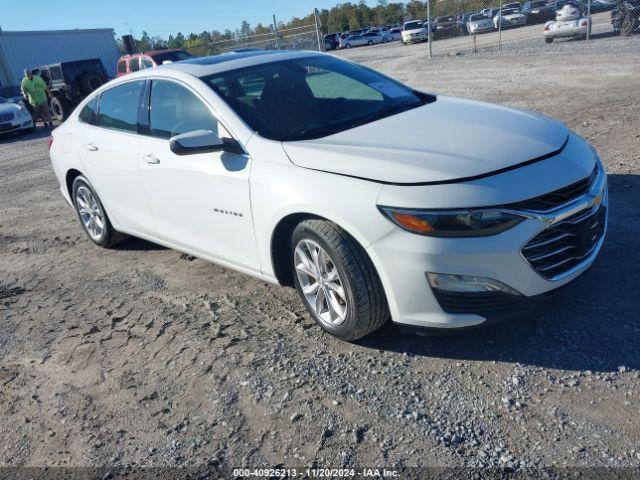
<box><xmin>138</xmin><ymin>79</ymin><xmax>259</xmax><ymax>271</ymax></box>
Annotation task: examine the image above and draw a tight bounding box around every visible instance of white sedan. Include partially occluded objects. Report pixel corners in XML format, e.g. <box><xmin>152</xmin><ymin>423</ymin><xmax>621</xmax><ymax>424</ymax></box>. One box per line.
<box><xmin>467</xmin><ymin>13</ymin><xmax>496</xmax><ymax>33</ymax></box>
<box><xmin>494</xmin><ymin>8</ymin><xmax>528</xmax><ymax>28</ymax></box>
<box><xmin>544</xmin><ymin>5</ymin><xmax>591</xmax><ymax>42</ymax></box>
<box><xmin>49</xmin><ymin>51</ymin><xmax>607</xmax><ymax>340</ymax></box>
<box><xmin>0</xmin><ymin>96</ymin><xmax>35</xmax><ymax>136</ymax></box>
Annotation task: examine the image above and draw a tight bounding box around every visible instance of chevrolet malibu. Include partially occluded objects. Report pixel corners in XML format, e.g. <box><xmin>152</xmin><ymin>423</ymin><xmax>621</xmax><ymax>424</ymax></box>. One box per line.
<box><xmin>49</xmin><ymin>51</ymin><xmax>607</xmax><ymax>341</ymax></box>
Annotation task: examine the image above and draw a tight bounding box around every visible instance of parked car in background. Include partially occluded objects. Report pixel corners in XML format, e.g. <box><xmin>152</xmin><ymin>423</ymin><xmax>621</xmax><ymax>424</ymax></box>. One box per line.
<box><xmin>494</xmin><ymin>7</ymin><xmax>528</xmax><ymax>27</ymax></box>
<box><xmin>401</xmin><ymin>20</ymin><xmax>429</xmax><ymax>43</ymax></box>
<box><xmin>544</xmin><ymin>4</ymin><xmax>591</xmax><ymax>41</ymax></box>
<box><xmin>117</xmin><ymin>50</ymin><xmax>193</xmax><ymax>77</ymax></box>
<box><xmin>0</xmin><ymin>95</ymin><xmax>34</xmax><ymax>135</ymax></box>
<box><xmin>33</xmin><ymin>59</ymin><xmax>108</xmax><ymax>122</ymax></box>
<box><xmin>590</xmin><ymin>0</ymin><xmax>617</xmax><ymax>11</ymax></box>
<box><xmin>456</xmin><ymin>13</ymin><xmax>473</xmax><ymax>35</ymax></box>
<box><xmin>611</xmin><ymin>0</ymin><xmax>640</xmax><ymax>35</ymax></box>
<box><xmin>340</xmin><ymin>34</ymin><xmax>369</xmax><ymax>48</ymax></box>
<box><xmin>50</xmin><ymin>50</ymin><xmax>608</xmax><ymax>340</ymax></box>
<box><xmin>433</xmin><ymin>15</ymin><xmax>460</xmax><ymax>38</ymax></box>
<box><xmin>521</xmin><ymin>0</ymin><xmax>557</xmax><ymax>23</ymax></box>
<box><xmin>503</xmin><ymin>2</ymin><xmax>523</xmax><ymax>10</ymax></box>
<box><xmin>551</xmin><ymin>0</ymin><xmax>588</xmax><ymax>14</ymax></box>
<box><xmin>467</xmin><ymin>12</ymin><xmax>497</xmax><ymax>33</ymax></box>
<box><xmin>387</xmin><ymin>27</ymin><xmax>402</xmax><ymax>41</ymax></box>
<box><xmin>323</xmin><ymin>33</ymin><xmax>339</xmax><ymax>50</ymax></box>
<box><xmin>361</xmin><ymin>31</ymin><xmax>385</xmax><ymax>44</ymax></box>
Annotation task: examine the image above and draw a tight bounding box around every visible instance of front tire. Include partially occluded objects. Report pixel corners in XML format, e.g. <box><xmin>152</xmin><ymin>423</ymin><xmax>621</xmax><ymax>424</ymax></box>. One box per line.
<box><xmin>291</xmin><ymin>219</ymin><xmax>389</xmax><ymax>341</ymax></box>
<box><xmin>545</xmin><ymin>36</ymin><xmax>554</xmax><ymax>43</ymax></box>
<box><xmin>72</xmin><ymin>176</ymin><xmax>126</xmax><ymax>248</ymax></box>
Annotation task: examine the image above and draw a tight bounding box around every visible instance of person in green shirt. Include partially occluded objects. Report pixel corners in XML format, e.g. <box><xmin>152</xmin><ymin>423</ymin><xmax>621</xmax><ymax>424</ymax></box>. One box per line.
<box><xmin>21</xmin><ymin>68</ymin><xmax>53</xmax><ymax>130</ymax></box>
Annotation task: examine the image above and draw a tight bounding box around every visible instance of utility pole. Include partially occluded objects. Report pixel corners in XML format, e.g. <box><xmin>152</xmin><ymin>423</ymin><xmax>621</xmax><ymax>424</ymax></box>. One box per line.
<box><xmin>273</xmin><ymin>14</ymin><xmax>280</xmax><ymax>49</ymax></box>
<box><xmin>498</xmin><ymin>0</ymin><xmax>503</xmax><ymax>52</ymax></box>
<box><xmin>427</xmin><ymin>0</ymin><xmax>432</xmax><ymax>58</ymax></box>
<box><xmin>586</xmin><ymin>0</ymin><xmax>592</xmax><ymax>40</ymax></box>
<box><xmin>314</xmin><ymin>8</ymin><xmax>323</xmax><ymax>52</ymax></box>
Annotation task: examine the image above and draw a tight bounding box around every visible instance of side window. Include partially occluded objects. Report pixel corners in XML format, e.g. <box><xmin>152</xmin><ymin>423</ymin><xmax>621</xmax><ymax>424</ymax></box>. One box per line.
<box><xmin>97</xmin><ymin>81</ymin><xmax>143</xmax><ymax>133</ymax></box>
<box><xmin>141</xmin><ymin>56</ymin><xmax>154</xmax><ymax>69</ymax></box>
<box><xmin>129</xmin><ymin>57</ymin><xmax>140</xmax><ymax>72</ymax></box>
<box><xmin>49</xmin><ymin>66</ymin><xmax>63</xmax><ymax>81</ymax></box>
<box><xmin>117</xmin><ymin>61</ymin><xmax>127</xmax><ymax>74</ymax></box>
<box><xmin>78</xmin><ymin>95</ymin><xmax>99</xmax><ymax>125</ymax></box>
<box><xmin>149</xmin><ymin>80</ymin><xmax>222</xmax><ymax>140</ymax></box>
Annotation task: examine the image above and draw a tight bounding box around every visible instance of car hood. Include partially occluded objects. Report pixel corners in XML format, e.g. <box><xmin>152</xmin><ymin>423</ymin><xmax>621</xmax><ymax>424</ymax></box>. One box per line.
<box><xmin>282</xmin><ymin>96</ymin><xmax>569</xmax><ymax>184</ymax></box>
<box><xmin>0</xmin><ymin>103</ymin><xmax>21</xmax><ymax>115</ymax></box>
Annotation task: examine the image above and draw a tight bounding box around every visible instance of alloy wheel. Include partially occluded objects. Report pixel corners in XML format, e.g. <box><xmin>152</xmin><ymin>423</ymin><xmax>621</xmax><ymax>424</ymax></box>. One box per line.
<box><xmin>294</xmin><ymin>239</ymin><xmax>348</xmax><ymax>326</ymax></box>
<box><xmin>75</xmin><ymin>185</ymin><xmax>106</xmax><ymax>241</ymax></box>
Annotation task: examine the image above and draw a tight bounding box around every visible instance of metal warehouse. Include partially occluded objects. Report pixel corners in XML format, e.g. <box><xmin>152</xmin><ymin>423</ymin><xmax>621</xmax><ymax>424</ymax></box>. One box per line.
<box><xmin>0</xmin><ymin>28</ymin><xmax>120</xmax><ymax>87</ymax></box>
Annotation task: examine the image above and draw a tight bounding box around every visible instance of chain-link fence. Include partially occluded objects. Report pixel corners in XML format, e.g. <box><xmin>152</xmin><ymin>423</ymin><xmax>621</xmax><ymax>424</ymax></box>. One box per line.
<box><xmin>314</xmin><ymin>0</ymin><xmax>637</xmax><ymax>58</ymax></box>
<box><xmin>183</xmin><ymin>13</ymin><xmax>323</xmax><ymax>57</ymax></box>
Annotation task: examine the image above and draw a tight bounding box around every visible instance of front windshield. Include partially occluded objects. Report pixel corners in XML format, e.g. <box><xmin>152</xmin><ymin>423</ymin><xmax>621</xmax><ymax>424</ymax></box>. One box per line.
<box><xmin>202</xmin><ymin>56</ymin><xmax>432</xmax><ymax>142</ymax></box>
<box><xmin>403</xmin><ymin>21</ymin><xmax>423</xmax><ymax>30</ymax></box>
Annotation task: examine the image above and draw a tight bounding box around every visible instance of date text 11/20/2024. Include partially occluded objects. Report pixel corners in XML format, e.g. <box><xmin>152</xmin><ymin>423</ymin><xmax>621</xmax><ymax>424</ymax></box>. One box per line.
<box><xmin>232</xmin><ymin>468</ymin><xmax>400</xmax><ymax>477</ymax></box>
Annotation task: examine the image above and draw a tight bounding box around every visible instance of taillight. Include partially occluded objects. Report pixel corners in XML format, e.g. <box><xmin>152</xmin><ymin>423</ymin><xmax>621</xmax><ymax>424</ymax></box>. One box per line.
<box><xmin>47</xmin><ymin>136</ymin><xmax>54</xmax><ymax>151</ymax></box>
<box><xmin>544</xmin><ymin>25</ymin><xmax>550</xmax><ymax>30</ymax></box>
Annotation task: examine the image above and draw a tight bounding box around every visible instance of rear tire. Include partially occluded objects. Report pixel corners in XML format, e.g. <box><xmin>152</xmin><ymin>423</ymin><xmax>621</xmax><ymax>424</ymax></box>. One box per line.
<box><xmin>72</xmin><ymin>175</ymin><xmax>127</xmax><ymax>248</ymax></box>
<box><xmin>77</xmin><ymin>72</ymin><xmax>105</xmax><ymax>96</ymax></box>
<box><xmin>291</xmin><ymin>219</ymin><xmax>389</xmax><ymax>341</ymax></box>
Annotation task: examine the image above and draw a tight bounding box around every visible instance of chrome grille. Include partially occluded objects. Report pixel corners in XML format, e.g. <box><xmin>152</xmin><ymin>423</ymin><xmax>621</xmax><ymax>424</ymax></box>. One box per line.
<box><xmin>0</xmin><ymin>112</ymin><xmax>15</xmax><ymax>122</ymax></box>
<box><xmin>522</xmin><ymin>205</ymin><xmax>606</xmax><ymax>280</ymax></box>
<box><xmin>509</xmin><ymin>165</ymin><xmax>597</xmax><ymax>212</ymax></box>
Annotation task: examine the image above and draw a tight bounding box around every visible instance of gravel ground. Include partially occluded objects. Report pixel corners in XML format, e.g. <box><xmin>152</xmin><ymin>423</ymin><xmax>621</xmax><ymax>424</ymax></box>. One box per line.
<box><xmin>1</xmin><ymin>29</ymin><xmax>639</xmax><ymax>475</ymax></box>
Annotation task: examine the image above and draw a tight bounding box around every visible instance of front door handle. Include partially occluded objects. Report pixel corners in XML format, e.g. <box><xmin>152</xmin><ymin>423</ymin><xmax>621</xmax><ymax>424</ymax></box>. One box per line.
<box><xmin>142</xmin><ymin>153</ymin><xmax>160</xmax><ymax>165</ymax></box>
<box><xmin>84</xmin><ymin>143</ymin><xmax>98</xmax><ymax>151</ymax></box>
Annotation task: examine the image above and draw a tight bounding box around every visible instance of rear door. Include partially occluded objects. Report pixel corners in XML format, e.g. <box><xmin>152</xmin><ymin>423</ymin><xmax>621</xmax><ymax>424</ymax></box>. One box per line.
<box><xmin>137</xmin><ymin>79</ymin><xmax>258</xmax><ymax>270</ymax></box>
<box><xmin>78</xmin><ymin>80</ymin><xmax>156</xmax><ymax>236</ymax></box>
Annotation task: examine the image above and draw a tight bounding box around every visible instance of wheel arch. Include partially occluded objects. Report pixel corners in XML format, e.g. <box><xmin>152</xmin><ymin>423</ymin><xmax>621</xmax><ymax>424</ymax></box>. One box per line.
<box><xmin>65</xmin><ymin>168</ymin><xmax>84</xmax><ymax>199</ymax></box>
<box><xmin>269</xmin><ymin>211</ymin><xmax>377</xmax><ymax>288</ymax></box>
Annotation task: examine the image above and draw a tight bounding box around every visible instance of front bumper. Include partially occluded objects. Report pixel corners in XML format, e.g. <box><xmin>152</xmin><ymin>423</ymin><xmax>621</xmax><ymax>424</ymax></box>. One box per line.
<box><xmin>0</xmin><ymin>118</ymin><xmax>34</xmax><ymax>134</ymax></box>
<box><xmin>545</xmin><ymin>20</ymin><xmax>591</xmax><ymax>37</ymax></box>
<box><xmin>367</xmin><ymin>160</ymin><xmax>608</xmax><ymax>329</ymax></box>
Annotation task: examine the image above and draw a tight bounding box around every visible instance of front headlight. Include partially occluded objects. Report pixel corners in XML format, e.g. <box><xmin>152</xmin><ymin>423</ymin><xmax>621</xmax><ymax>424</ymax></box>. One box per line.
<box><xmin>378</xmin><ymin>207</ymin><xmax>525</xmax><ymax>237</ymax></box>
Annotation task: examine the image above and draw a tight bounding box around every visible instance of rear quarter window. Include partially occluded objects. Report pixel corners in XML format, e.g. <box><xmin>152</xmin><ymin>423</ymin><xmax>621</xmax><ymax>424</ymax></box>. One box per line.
<box><xmin>78</xmin><ymin>96</ymin><xmax>99</xmax><ymax>125</ymax></box>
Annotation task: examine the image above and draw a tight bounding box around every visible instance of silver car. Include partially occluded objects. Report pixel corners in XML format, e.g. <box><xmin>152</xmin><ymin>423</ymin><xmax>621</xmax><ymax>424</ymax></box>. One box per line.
<box><xmin>340</xmin><ymin>34</ymin><xmax>369</xmax><ymax>48</ymax></box>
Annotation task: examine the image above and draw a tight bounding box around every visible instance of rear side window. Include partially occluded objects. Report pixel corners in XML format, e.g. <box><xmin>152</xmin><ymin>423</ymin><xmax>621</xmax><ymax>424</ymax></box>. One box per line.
<box><xmin>117</xmin><ymin>61</ymin><xmax>127</xmax><ymax>74</ymax></box>
<box><xmin>129</xmin><ymin>57</ymin><xmax>140</xmax><ymax>72</ymax></box>
<box><xmin>78</xmin><ymin>96</ymin><xmax>99</xmax><ymax>125</ymax></box>
<box><xmin>141</xmin><ymin>57</ymin><xmax>154</xmax><ymax>69</ymax></box>
<box><xmin>97</xmin><ymin>81</ymin><xmax>143</xmax><ymax>133</ymax></box>
<box><xmin>149</xmin><ymin>80</ymin><xmax>219</xmax><ymax>139</ymax></box>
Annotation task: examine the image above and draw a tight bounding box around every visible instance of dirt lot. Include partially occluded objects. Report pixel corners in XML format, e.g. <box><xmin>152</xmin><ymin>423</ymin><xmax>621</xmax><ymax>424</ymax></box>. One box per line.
<box><xmin>1</xmin><ymin>29</ymin><xmax>640</xmax><ymax>474</ymax></box>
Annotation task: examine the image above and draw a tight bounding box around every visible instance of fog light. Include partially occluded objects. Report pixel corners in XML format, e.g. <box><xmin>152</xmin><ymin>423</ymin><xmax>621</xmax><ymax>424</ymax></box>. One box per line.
<box><xmin>427</xmin><ymin>272</ymin><xmax>522</xmax><ymax>296</ymax></box>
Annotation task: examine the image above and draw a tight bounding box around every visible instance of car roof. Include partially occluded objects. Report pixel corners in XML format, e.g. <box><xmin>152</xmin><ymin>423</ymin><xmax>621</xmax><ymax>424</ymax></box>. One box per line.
<box><xmin>122</xmin><ymin>50</ymin><xmax>326</xmax><ymax>78</ymax></box>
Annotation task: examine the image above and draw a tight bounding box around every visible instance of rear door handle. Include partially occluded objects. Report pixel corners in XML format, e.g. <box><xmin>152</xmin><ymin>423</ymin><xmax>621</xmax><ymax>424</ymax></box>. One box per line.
<box><xmin>142</xmin><ymin>153</ymin><xmax>160</xmax><ymax>165</ymax></box>
<box><xmin>84</xmin><ymin>143</ymin><xmax>98</xmax><ymax>151</ymax></box>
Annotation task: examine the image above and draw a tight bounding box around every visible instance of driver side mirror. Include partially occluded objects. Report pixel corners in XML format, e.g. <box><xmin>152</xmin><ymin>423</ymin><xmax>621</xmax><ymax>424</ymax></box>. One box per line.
<box><xmin>169</xmin><ymin>129</ymin><xmax>243</xmax><ymax>155</ymax></box>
